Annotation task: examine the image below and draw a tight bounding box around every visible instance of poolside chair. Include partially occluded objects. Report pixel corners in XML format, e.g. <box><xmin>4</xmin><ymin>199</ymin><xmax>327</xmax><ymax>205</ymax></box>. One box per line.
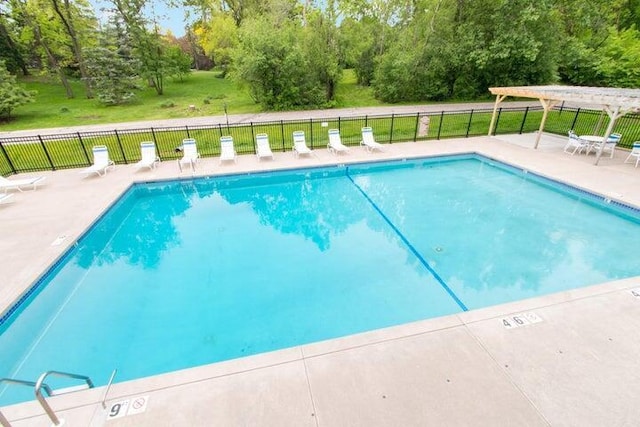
<box><xmin>586</xmin><ymin>132</ymin><xmax>621</xmax><ymax>158</ymax></box>
<box><xmin>360</xmin><ymin>127</ymin><xmax>384</xmax><ymax>152</ymax></box>
<box><xmin>292</xmin><ymin>131</ymin><xmax>314</xmax><ymax>158</ymax></box>
<box><xmin>0</xmin><ymin>193</ymin><xmax>13</xmax><ymax>204</ymax></box>
<box><xmin>80</xmin><ymin>145</ymin><xmax>115</xmax><ymax>177</ymax></box>
<box><xmin>255</xmin><ymin>133</ymin><xmax>274</xmax><ymax>161</ymax></box>
<box><xmin>327</xmin><ymin>129</ymin><xmax>350</xmax><ymax>155</ymax></box>
<box><xmin>220</xmin><ymin>136</ymin><xmax>237</xmax><ymax>164</ymax></box>
<box><xmin>563</xmin><ymin>130</ymin><xmax>589</xmax><ymax>155</ymax></box>
<box><xmin>178</xmin><ymin>138</ymin><xmax>200</xmax><ymax>172</ymax></box>
<box><xmin>624</xmin><ymin>141</ymin><xmax>640</xmax><ymax>168</ymax></box>
<box><xmin>0</xmin><ymin>174</ymin><xmax>46</xmax><ymax>192</ymax></box>
<box><xmin>134</xmin><ymin>141</ymin><xmax>160</xmax><ymax>171</ymax></box>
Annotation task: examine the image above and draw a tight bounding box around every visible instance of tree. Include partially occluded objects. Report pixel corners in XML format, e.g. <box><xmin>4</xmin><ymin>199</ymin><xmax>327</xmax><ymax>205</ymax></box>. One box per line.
<box><xmin>0</xmin><ymin>60</ymin><xmax>35</xmax><ymax>118</ymax></box>
<box><xmin>48</xmin><ymin>0</ymin><xmax>98</xmax><ymax>98</ymax></box>
<box><xmin>84</xmin><ymin>46</ymin><xmax>141</xmax><ymax>105</ymax></box>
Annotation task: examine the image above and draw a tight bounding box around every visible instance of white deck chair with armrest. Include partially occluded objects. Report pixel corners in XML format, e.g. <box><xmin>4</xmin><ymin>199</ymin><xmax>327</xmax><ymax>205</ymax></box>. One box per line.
<box><xmin>0</xmin><ymin>174</ymin><xmax>46</xmax><ymax>192</ymax></box>
<box><xmin>327</xmin><ymin>129</ymin><xmax>350</xmax><ymax>155</ymax></box>
<box><xmin>624</xmin><ymin>142</ymin><xmax>640</xmax><ymax>167</ymax></box>
<box><xmin>134</xmin><ymin>141</ymin><xmax>160</xmax><ymax>171</ymax></box>
<box><xmin>80</xmin><ymin>145</ymin><xmax>115</xmax><ymax>177</ymax></box>
<box><xmin>292</xmin><ymin>131</ymin><xmax>314</xmax><ymax>158</ymax></box>
<box><xmin>220</xmin><ymin>136</ymin><xmax>237</xmax><ymax>164</ymax></box>
<box><xmin>178</xmin><ymin>138</ymin><xmax>199</xmax><ymax>172</ymax></box>
<box><xmin>255</xmin><ymin>133</ymin><xmax>274</xmax><ymax>161</ymax></box>
<box><xmin>563</xmin><ymin>130</ymin><xmax>588</xmax><ymax>155</ymax></box>
<box><xmin>360</xmin><ymin>126</ymin><xmax>384</xmax><ymax>152</ymax></box>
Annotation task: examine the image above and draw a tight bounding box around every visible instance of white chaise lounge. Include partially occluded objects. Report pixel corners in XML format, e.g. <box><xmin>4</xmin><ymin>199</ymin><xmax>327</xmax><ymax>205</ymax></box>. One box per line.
<box><xmin>292</xmin><ymin>131</ymin><xmax>314</xmax><ymax>158</ymax></box>
<box><xmin>255</xmin><ymin>133</ymin><xmax>274</xmax><ymax>161</ymax></box>
<box><xmin>327</xmin><ymin>129</ymin><xmax>350</xmax><ymax>155</ymax></box>
<box><xmin>220</xmin><ymin>136</ymin><xmax>237</xmax><ymax>164</ymax></box>
<box><xmin>178</xmin><ymin>138</ymin><xmax>199</xmax><ymax>172</ymax></box>
<box><xmin>360</xmin><ymin>126</ymin><xmax>384</xmax><ymax>152</ymax></box>
<box><xmin>134</xmin><ymin>141</ymin><xmax>160</xmax><ymax>171</ymax></box>
<box><xmin>0</xmin><ymin>175</ymin><xmax>46</xmax><ymax>192</ymax></box>
<box><xmin>80</xmin><ymin>145</ymin><xmax>115</xmax><ymax>177</ymax></box>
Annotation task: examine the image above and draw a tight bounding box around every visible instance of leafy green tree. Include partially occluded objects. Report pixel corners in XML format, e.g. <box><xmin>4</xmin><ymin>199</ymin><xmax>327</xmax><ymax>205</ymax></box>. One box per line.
<box><xmin>596</xmin><ymin>26</ymin><xmax>640</xmax><ymax>87</ymax></box>
<box><xmin>84</xmin><ymin>46</ymin><xmax>141</xmax><ymax>105</ymax></box>
<box><xmin>0</xmin><ymin>60</ymin><xmax>35</xmax><ymax>118</ymax></box>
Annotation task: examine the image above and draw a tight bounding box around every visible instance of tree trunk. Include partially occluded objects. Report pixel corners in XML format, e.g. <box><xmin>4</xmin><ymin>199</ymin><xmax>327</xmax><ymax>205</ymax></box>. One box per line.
<box><xmin>24</xmin><ymin>6</ymin><xmax>74</xmax><ymax>98</ymax></box>
<box><xmin>50</xmin><ymin>0</ymin><xmax>94</xmax><ymax>98</ymax></box>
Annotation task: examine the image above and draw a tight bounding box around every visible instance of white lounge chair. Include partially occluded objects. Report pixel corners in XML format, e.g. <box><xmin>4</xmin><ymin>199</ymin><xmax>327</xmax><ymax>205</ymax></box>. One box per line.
<box><xmin>178</xmin><ymin>138</ymin><xmax>199</xmax><ymax>172</ymax></box>
<box><xmin>587</xmin><ymin>133</ymin><xmax>621</xmax><ymax>158</ymax></box>
<box><xmin>563</xmin><ymin>130</ymin><xmax>588</xmax><ymax>155</ymax></box>
<box><xmin>624</xmin><ymin>141</ymin><xmax>640</xmax><ymax>167</ymax></box>
<box><xmin>292</xmin><ymin>131</ymin><xmax>314</xmax><ymax>158</ymax></box>
<box><xmin>80</xmin><ymin>145</ymin><xmax>115</xmax><ymax>176</ymax></box>
<box><xmin>220</xmin><ymin>136</ymin><xmax>237</xmax><ymax>164</ymax></box>
<box><xmin>360</xmin><ymin>126</ymin><xmax>384</xmax><ymax>152</ymax></box>
<box><xmin>327</xmin><ymin>129</ymin><xmax>350</xmax><ymax>155</ymax></box>
<box><xmin>0</xmin><ymin>193</ymin><xmax>14</xmax><ymax>204</ymax></box>
<box><xmin>134</xmin><ymin>141</ymin><xmax>160</xmax><ymax>171</ymax></box>
<box><xmin>0</xmin><ymin>174</ymin><xmax>46</xmax><ymax>192</ymax></box>
<box><xmin>255</xmin><ymin>133</ymin><xmax>274</xmax><ymax>161</ymax></box>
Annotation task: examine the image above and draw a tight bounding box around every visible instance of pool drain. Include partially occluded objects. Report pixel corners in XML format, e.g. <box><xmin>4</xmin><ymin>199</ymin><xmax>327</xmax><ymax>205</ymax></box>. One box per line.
<box><xmin>434</xmin><ymin>246</ymin><xmax>443</xmax><ymax>252</ymax></box>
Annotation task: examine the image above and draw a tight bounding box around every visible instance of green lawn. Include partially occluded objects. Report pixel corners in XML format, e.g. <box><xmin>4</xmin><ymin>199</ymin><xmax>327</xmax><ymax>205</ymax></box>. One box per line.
<box><xmin>3</xmin><ymin>69</ymin><xmax>401</xmax><ymax>131</ymax></box>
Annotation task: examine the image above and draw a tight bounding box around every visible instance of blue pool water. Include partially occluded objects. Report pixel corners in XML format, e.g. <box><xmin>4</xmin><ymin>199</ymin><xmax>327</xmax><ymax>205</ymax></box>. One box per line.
<box><xmin>1</xmin><ymin>154</ymin><xmax>639</xmax><ymax>405</ymax></box>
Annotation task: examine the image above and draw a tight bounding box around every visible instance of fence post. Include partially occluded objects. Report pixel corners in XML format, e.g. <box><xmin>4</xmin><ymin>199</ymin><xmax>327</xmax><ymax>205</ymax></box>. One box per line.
<box><xmin>280</xmin><ymin>120</ymin><xmax>285</xmax><ymax>152</ymax></box>
<box><xmin>437</xmin><ymin>111</ymin><xmax>444</xmax><ymax>139</ymax></box>
<box><xmin>77</xmin><ymin>132</ymin><xmax>90</xmax><ymax>164</ymax></box>
<box><xmin>365</xmin><ymin>115</ymin><xmax>368</xmax><ymax>127</ymax></box>
<box><xmin>465</xmin><ymin>110</ymin><xmax>474</xmax><ymax>137</ymax></box>
<box><xmin>185</xmin><ymin>125</ymin><xmax>191</xmax><ymax>139</ymax></box>
<box><xmin>114</xmin><ymin>130</ymin><xmax>127</xmax><ymax>164</ymax></box>
<box><xmin>218</xmin><ymin>123</ymin><xmax>223</xmax><ymax>137</ymax></box>
<box><xmin>389</xmin><ymin>114</ymin><xmax>395</xmax><ymax>143</ymax></box>
<box><xmin>570</xmin><ymin>108</ymin><xmax>581</xmax><ymax>130</ymax></box>
<box><xmin>309</xmin><ymin>118</ymin><xmax>314</xmax><ymax>149</ymax></box>
<box><xmin>494</xmin><ymin>108</ymin><xmax>503</xmax><ymax>135</ymax></box>
<box><xmin>0</xmin><ymin>140</ymin><xmax>17</xmax><ymax>174</ymax></box>
<box><xmin>250</xmin><ymin>122</ymin><xmax>255</xmax><ymax>153</ymax></box>
<box><xmin>37</xmin><ymin>135</ymin><xmax>55</xmax><ymax>171</ymax></box>
<box><xmin>413</xmin><ymin>113</ymin><xmax>420</xmax><ymax>141</ymax></box>
<box><xmin>519</xmin><ymin>107</ymin><xmax>529</xmax><ymax>134</ymax></box>
<box><xmin>338</xmin><ymin>116</ymin><xmax>341</xmax><ymax>131</ymax></box>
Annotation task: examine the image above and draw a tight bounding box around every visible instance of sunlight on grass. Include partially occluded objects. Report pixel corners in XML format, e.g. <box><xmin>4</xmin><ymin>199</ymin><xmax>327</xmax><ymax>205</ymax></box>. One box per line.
<box><xmin>4</xmin><ymin>69</ymin><xmax>390</xmax><ymax>131</ymax></box>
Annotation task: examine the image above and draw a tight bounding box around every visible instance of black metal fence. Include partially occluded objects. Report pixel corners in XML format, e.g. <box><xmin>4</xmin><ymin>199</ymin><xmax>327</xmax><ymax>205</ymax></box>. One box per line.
<box><xmin>2</xmin><ymin>105</ymin><xmax>639</xmax><ymax>176</ymax></box>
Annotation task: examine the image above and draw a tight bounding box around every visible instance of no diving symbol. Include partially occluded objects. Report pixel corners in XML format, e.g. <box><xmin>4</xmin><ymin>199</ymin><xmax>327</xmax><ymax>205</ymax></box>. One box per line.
<box><xmin>132</xmin><ymin>397</ymin><xmax>146</xmax><ymax>410</ymax></box>
<box><xmin>127</xmin><ymin>395</ymin><xmax>149</xmax><ymax>415</ymax></box>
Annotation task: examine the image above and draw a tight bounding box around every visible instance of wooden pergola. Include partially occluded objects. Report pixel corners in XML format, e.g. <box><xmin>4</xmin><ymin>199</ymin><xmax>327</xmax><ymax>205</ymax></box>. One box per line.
<box><xmin>488</xmin><ymin>85</ymin><xmax>640</xmax><ymax>164</ymax></box>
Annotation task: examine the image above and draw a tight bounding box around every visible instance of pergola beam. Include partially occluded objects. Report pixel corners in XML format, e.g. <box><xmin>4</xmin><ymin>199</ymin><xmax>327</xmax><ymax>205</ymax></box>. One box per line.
<box><xmin>534</xmin><ymin>98</ymin><xmax>560</xmax><ymax>149</ymax></box>
<box><xmin>488</xmin><ymin>94</ymin><xmax>508</xmax><ymax>136</ymax></box>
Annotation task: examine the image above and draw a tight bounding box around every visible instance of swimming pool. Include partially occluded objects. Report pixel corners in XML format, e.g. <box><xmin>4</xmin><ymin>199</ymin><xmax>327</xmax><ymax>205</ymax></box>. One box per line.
<box><xmin>1</xmin><ymin>154</ymin><xmax>639</xmax><ymax>405</ymax></box>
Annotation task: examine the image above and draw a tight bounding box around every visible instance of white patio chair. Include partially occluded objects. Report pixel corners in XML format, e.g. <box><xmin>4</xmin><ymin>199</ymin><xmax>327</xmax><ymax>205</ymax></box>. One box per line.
<box><xmin>178</xmin><ymin>138</ymin><xmax>200</xmax><ymax>172</ymax></box>
<box><xmin>292</xmin><ymin>131</ymin><xmax>314</xmax><ymax>158</ymax></box>
<box><xmin>360</xmin><ymin>126</ymin><xmax>384</xmax><ymax>152</ymax></box>
<box><xmin>624</xmin><ymin>141</ymin><xmax>640</xmax><ymax>167</ymax></box>
<box><xmin>220</xmin><ymin>136</ymin><xmax>237</xmax><ymax>164</ymax></box>
<box><xmin>0</xmin><ymin>174</ymin><xmax>46</xmax><ymax>192</ymax></box>
<box><xmin>327</xmin><ymin>129</ymin><xmax>350</xmax><ymax>155</ymax></box>
<box><xmin>80</xmin><ymin>145</ymin><xmax>115</xmax><ymax>177</ymax></box>
<box><xmin>134</xmin><ymin>141</ymin><xmax>160</xmax><ymax>171</ymax></box>
<box><xmin>255</xmin><ymin>133</ymin><xmax>274</xmax><ymax>161</ymax></box>
<box><xmin>563</xmin><ymin>130</ymin><xmax>588</xmax><ymax>155</ymax></box>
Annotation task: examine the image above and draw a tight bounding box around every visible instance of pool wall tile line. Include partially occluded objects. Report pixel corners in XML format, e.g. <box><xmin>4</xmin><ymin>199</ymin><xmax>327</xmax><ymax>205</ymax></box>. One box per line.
<box><xmin>344</xmin><ymin>171</ymin><xmax>468</xmax><ymax>312</ymax></box>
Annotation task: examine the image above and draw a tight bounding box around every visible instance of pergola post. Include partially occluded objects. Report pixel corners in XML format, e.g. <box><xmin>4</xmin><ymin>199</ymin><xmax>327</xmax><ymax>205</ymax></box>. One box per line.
<box><xmin>533</xmin><ymin>98</ymin><xmax>560</xmax><ymax>149</ymax></box>
<box><xmin>488</xmin><ymin>94</ymin><xmax>507</xmax><ymax>136</ymax></box>
<box><xmin>594</xmin><ymin>105</ymin><xmax>623</xmax><ymax>165</ymax></box>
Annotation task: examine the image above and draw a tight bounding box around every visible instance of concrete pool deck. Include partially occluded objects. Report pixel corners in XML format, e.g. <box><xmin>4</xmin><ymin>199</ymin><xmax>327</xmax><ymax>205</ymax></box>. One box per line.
<box><xmin>1</xmin><ymin>132</ymin><xmax>639</xmax><ymax>426</ymax></box>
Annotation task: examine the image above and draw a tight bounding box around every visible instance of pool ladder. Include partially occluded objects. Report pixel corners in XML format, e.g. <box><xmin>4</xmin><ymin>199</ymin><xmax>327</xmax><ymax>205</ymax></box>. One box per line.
<box><xmin>0</xmin><ymin>370</ymin><xmax>94</xmax><ymax>426</ymax></box>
